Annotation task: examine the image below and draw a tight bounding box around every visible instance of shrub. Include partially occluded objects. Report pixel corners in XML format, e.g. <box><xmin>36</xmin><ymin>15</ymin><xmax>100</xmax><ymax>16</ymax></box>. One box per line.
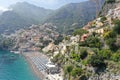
<box><xmin>80</xmin><ymin>48</ymin><xmax>88</xmax><ymax>59</ymax></box>
<box><xmin>71</xmin><ymin>68</ymin><xmax>83</xmax><ymax>77</ymax></box>
<box><xmin>111</xmin><ymin>53</ymin><xmax>120</xmax><ymax>62</ymax></box>
<box><xmin>73</xmin><ymin>29</ymin><xmax>88</xmax><ymax>36</ymax></box>
<box><xmin>103</xmin><ymin>31</ymin><xmax>116</xmax><ymax>40</ymax></box>
<box><xmin>113</xmin><ymin>19</ymin><xmax>120</xmax><ymax>34</ymax></box>
<box><xmin>106</xmin><ymin>0</ymin><xmax>115</xmax><ymax>3</ymax></box>
<box><xmin>54</xmin><ymin>35</ymin><xmax>63</xmax><ymax>45</ymax></box>
<box><xmin>64</xmin><ymin>65</ymin><xmax>73</xmax><ymax>74</ymax></box>
<box><xmin>106</xmin><ymin>38</ymin><xmax>118</xmax><ymax>51</ymax></box>
<box><xmin>98</xmin><ymin>49</ymin><xmax>112</xmax><ymax>59</ymax></box>
<box><xmin>88</xmin><ymin>54</ymin><xmax>106</xmax><ymax>68</ymax></box>
<box><xmin>70</xmin><ymin>51</ymin><xmax>80</xmax><ymax>62</ymax></box>
<box><xmin>101</xmin><ymin>16</ymin><xmax>107</xmax><ymax>22</ymax></box>
<box><xmin>85</xmin><ymin>36</ymin><xmax>102</xmax><ymax>48</ymax></box>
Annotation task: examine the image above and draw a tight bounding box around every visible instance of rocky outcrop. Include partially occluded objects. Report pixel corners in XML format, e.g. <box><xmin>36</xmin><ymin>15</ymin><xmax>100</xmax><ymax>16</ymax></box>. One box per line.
<box><xmin>100</xmin><ymin>0</ymin><xmax>120</xmax><ymax>16</ymax></box>
<box><xmin>89</xmin><ymin>73</ymin><xmax>120</xmax><ymax>80</ymax></box>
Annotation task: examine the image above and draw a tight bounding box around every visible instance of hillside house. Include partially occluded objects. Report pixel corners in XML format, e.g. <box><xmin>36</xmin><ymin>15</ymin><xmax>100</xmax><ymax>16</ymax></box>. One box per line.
<box><xmin>70</xmin><ymin>35</ymin><xmax>79</xmax><ymax>44</ymax></box>
<box><xmin>96</xmin><ymin>22</ymin><xmax>104</xmax><ymax>28</ymax></box>
<box><xmin>42</xmin><ymin>42</ymin><xmax>55</xmax><ymax>53</ymax></box>
<box><xmin>80</xmin><ymin>34</ymin><xmax>89</xmax><ymax>42</ymax></box>
<box><xmin>95</xmin><ymin>28</ymin><xmax>104</xmax><ymax>36</ymax></box>
<box><xmin>33</xmin><ymin>36</ymin><xmax>40</xmax><ymax>43</ymax></box>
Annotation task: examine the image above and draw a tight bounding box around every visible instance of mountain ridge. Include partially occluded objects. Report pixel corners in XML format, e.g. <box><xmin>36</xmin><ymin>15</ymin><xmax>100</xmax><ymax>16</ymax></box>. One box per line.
<box><xmin>0</xmin><ymin>0</ymin><xmax>104</xmax><ymax>34</ymax></box>
<box><xmin>44</xmin><ymin>0</ymin><xmax>104</xmax><ymax>33</ymax></box>
<box><xmin>0</xmin><ymin>2</ymin><xmax>53</xmax><ymax>34</ymax></box>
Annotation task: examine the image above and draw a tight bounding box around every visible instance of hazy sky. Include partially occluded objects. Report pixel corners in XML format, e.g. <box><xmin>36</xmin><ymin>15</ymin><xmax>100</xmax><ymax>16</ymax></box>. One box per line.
<box><xmin>0</xmin><ymin>0</ymin><xmax>88</xmax><ymax>10</ymax></box>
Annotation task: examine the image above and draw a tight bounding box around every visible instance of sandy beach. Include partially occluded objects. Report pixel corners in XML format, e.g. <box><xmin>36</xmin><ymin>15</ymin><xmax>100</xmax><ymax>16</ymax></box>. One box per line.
<box><xmin>23</xmin><ymin>52</ymin><xmax>47</xmax><ymax>80</ymax></box>
<box><xmin>22</xmin><ymin>51</ymin><xmax>63</xmax><ymax>80</ymax></box>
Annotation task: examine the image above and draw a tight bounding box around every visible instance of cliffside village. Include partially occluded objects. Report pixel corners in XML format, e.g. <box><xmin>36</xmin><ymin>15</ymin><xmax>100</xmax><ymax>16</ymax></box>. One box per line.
<box><xmin>1</xmin><ymin>5</ymin><xmax>120</xmax><ymax>58</ymax></box>
<box><xmin>4</xmin><ymin>23</ymin><xmax>59</xmax><ymax>53</ymax></box>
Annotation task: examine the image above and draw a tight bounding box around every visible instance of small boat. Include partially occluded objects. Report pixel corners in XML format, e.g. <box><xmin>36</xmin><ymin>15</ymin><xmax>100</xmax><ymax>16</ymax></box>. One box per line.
<box><xmin>10</xmin><ymin>51</ymin><xmax>20</xmax><ymax>54</ymax></box>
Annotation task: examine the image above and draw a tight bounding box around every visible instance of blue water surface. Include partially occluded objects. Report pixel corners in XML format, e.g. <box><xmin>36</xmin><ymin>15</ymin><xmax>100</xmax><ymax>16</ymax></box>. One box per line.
<box><xmin>0</xmin><ymin>50</ymin><xmax>39</xmax><ymax>80</ymax></box>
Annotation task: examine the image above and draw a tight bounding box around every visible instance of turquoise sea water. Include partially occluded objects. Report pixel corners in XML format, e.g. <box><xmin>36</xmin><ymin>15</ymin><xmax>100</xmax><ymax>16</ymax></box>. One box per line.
<box><xmin>0</xmin><ymin>50</ymin><xmax>39</xmax><ymax>80</ymax></box>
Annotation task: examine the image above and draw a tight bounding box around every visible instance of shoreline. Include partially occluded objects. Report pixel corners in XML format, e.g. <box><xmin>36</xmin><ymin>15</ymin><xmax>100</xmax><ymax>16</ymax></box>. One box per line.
<box><xmin>22</xmin><ymin>52</ymin><xmax>46</xmax><ymax>80</ymax></box>
<box><xmin>21</xmin><ymin>51</ymin><xmax>64</xmax><ymax>80</ymax></box>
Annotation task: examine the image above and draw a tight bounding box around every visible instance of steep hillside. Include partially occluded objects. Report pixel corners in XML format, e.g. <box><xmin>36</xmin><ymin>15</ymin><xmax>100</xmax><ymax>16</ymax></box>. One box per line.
<box><xmin>100</xmin><ymin>0</ymin><xmax>120</xmax><ymax>16</ymax></box>
<box><xmin>45</xmin><ymin>0</ymin><xmax>104</xmax><ymax>33</ymax></box>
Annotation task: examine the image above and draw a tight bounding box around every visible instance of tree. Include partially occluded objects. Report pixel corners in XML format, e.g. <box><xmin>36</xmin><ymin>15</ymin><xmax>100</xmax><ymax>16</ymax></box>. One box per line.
<box><xmin>64</xmin><ymin>65</ymin><xmax>73</xmax><ymax>80</ymax></box>
<box><xmin>101</xmin><ymin>16</ymin><xmax>107</xmax><ymax>22</ymax></box>
<box><xmin>71</xmin><ymin>68</ymin><xmax>83</xmax><ymax>77</ymax></box>
<box><xmin>99</xmin><ymin>49</ymin><xmax>112</xmax><ymax>59</ymax></box>
<box><xmin>70</xmin><ymin>50</ymin><xmax>80</xmax><ymax>62</ymax></box>
<box><xmin>111</xmin><ymin>53</ymin><xmax>120</xmax><ymax>62</ymax></box>
<box><xmin>85</xmin><ymin>35</ymin><xmax>102</xmax><ymax>48</ymax></box>
<box><xmin>88</xmin><ymin>54</ymin><xmax>106</xmax><ymax>68</ymax></box>
<box><xmin>103</xmin><ymin>30</ymin><xmax>118</xmax><ymax>51</ymax></box>
<box><xmin>113</xmin><ymin>19</ymin><xmax>120</xmax><ymax>34</ymax></box>
<box><xmin>106</xmin><ymin>38</ymin><xmax>118</xmax><ymax>51</ymax></box>
<box><xmin>73</xmin><ymin>29</ymin><xmax>88</xmax><ymax>36</ymax></box>
<box><xmin>54</xmin><ymin>35</ymin><xmax>63</xmax><ymax>45</ymax></box>
<box><xmin>0</xmin><ymin>35</ymin><xmax>15</xmax><ymax>50</ymax></box>
<box><xmin>80</xmin><ymin>48</ymin><xmax>88</xmax><ymax>60</ymax></box>
<box><xmin>103</xmin><ymin>31</ymin><xmax>116</xmax><ymax>40</ymax></box>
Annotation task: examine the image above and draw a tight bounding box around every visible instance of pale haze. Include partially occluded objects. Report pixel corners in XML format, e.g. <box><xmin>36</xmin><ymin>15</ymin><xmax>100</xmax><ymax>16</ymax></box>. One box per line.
<box><xmin>0</xmin><ymin>0</ymin><xmax>88</xmax><ymax>10</ymax></box>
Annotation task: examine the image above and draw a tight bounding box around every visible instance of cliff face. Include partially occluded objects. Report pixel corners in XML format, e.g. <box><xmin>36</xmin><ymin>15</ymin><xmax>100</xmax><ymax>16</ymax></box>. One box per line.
<box><xmin>100</xmin><ymin>0</ymin><xmax>120</xmax><ymax>16</ymax></box>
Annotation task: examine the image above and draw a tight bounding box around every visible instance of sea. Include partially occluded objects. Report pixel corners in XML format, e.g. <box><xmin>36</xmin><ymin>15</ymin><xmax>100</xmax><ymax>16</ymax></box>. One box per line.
<box><xmin>0</xmin><ymin>50</ymin><xmax>39</xmax><ymax>80</ymax></box>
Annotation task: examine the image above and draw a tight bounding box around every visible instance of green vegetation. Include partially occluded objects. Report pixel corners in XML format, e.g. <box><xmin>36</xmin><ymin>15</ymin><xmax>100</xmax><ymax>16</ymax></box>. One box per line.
<box><xmin>63</xmin><ymin>64</ymin><xmax>87</xmax><ymax>80</ymax></box>
<box><xmin>86</xmin><ymin>36</ymin><xmax>101</xmax><ymax>48</ymax></box>
<box><xmin>73</xmin><ymin>29</ymin><xmax>88</xmax><ymax>36</ymax></box>
<box><xmin>70</xmin><ymin>50</ymin><xmax>80</xmax><ymax>62</ymax></box>
<box><xmin>64</xmin><ymin>65</ymin><xmax>73</xmax><ymax>80</ymax></box>
<box><xmin>111</xmin><ymin>52</ymin><xmax>120</xmax><ymax>62</ymax></box>
<box><xmin>113</xmin><ymin>19</ymin><xmax>120</xmax><ymax>34</ymax></box>
<box><xmin>61</xmin><ymin>17</ymin><xmax>120</xmax><ymax>78</ymax></box>
<box><xmin>101</xmin><ymin>16</ymin><xmax>107</xmax><ymax>22</ymax></box>
<box><xmin>54</xmin><ymin>35</ymin><xmax>64</xmax><ymax>45</ymax></box>
<box><xmin>51</xmin><ymin>53</ymin><xmax>65</xmax><ymax>66</ymax></box>
<box><xmin>0</xmin><ymin>35</ymin><xmax>15</xmax><ymax>50</ymax></box>
<box><xmin>71</xmin><ymin>67</ymin><xmax>83</xmax><ymax>77</ymax></box>
<box><xmin>88</xmin><ymin>54</ymin><xmax>106</xmax><ymax>68</ymax></box>
<box><xmin>105</xmin><ymin>0</ymin><xmax>115</xmax><ymax>3</ymax></box>
<box><xmin>103</xmin><ymin>31</ymin><xmax>116</xmax><ymax>39</ymax></box>
<box><xmin>103</xmin><ymin>30</ymin><xmax>118</xmax><ymax>51</ymax></box>
<box><xmin>98</xmin><ymin>49</ymin><xmax>112</xmax><ymax>60</ymax></box>
<box><xmin>85</xmin><ymin>35</ymin><xmax>102</xmax><ymax>48</ymax></box>
<box><xmin>80</xmin><ymin>48</ymin><xmax>88</xmax><ymax>60</ymax></box>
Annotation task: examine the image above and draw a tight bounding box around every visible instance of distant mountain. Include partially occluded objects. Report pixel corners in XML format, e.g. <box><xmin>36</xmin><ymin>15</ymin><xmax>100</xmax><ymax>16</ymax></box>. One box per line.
<box><xmin>0</xmin><ymin>11</ymin><xmax>36</xmax><ymax>33</ymax></box>
<box><xmin>0</xmin><ymin>2</ymin><xmax>52</xmax><ymax>34</ymax></box>
<box><xmin>0</xmin><ymin>0</ymin><xmax>104</xmax><ymax>34</ymax></box>
<box><xmin>10</xmin><ymin>2</ymin><xmax>52</xmax><ymax>23</ymax></box>
<box><xmin>45</xmin><ymin>0</ymin><xmax>104</xmax><ymax>33</ymax></box>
